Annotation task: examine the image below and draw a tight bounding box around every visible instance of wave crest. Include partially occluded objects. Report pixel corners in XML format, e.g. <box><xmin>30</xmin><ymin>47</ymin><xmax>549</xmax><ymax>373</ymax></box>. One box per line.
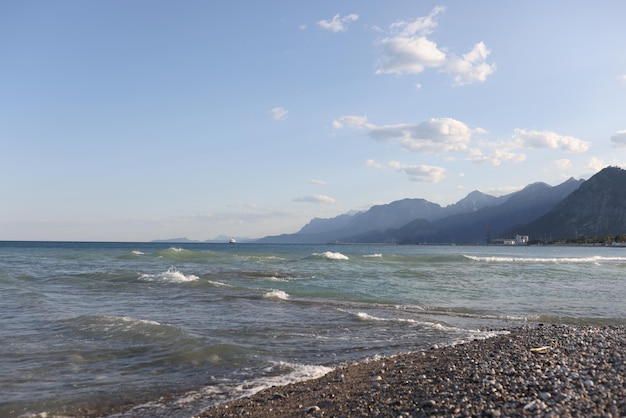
<box><xmin>139</xmin><ymin>267</ymin><xmax>199</xmax><ymax>283</ymax></box>
<box><xmin>312</xmin><ymin>251</ymin><xmax>349</xmax><ymax>260</ymax></box>
<box><xmin>263</xmin><ymin>289</ymin><xmax>290</xmax><ymax>300</ymax></box>
<box><xmin>464</xmin><ymin>255</ymin><xmax>626</xmax><ymax>263</ymax></box>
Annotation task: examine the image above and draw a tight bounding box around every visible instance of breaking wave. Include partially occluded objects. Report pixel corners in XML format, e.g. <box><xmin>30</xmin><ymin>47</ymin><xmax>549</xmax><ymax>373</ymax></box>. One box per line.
<box><xmin>263</xmin><ymin>289</ymin><xmax>290</xmax><ymax>300</ymax></box>
<box><xmin>139</xmin><ymin>267</ymin><xmax>199</xmax><ymax>283</ymax></box>
<box><xmin>312</xmin><ymin>251</ymin><xmax>349</xmax><ymax>260</ymax></box>
<box><xmin>463</xmin><ymin>255</ymin><xmax>626</xmax><ymax>264</ymax></box>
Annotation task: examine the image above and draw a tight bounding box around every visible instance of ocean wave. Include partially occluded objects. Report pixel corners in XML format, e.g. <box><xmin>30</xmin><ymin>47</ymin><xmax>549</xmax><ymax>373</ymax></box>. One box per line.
<box><xmin>263</xmin><ymin>289</ymin><xmax>290</xmax><ymax>300</ymax></box>
<box><xmin>139</xmin><ymin>267</ymin><xmax>199</xmax><ymax>283</ymax></box>
<box><xmin>131</xmin><ymin>250</ymin><xmax>145</xmax><ymax>256</ymax></box>
<box><xmin>154</xmin><ymin>247</ymin><xmax>215</xmax><ymax>261</ymax></box>
<box><xmin>463</xmin><ymin>255</ymin><xmax>626</xmax><ymax>264</ymax></box>
<box><xmin>172</xmin><ymin>361</ymin><xmax>334</xmax><ymax>414</ymax></box>
<box><xmin>312</xmin><ymin>251</ymin><xmax>349</xmax><ymax>260</ymax></box>
<box><xmin>363</xmin><ymin>253</ymin><xmax>383</xmax><ymax>258</ymax></box>
<box><xmin>206</xmin><ymin>279</ymin><xmax>230</xmax><ymax>287</ymax></box>
<box><xmin>354</xmin><ymin>312</ymin><xmax>463</xmax><ymax>332</ymax></box>
<box><xmin>75</xmin><ymin>315</ymin><xmax>180</xmax><ymax>339</ymax></box>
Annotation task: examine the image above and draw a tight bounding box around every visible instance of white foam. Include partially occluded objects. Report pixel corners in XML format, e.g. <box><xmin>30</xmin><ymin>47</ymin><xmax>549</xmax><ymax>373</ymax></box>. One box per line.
<box><xmin>92</xmin><ymin>315</ymin><xmax>164</xmax><ymax>334</ymax></box>
<box><xmin>119</xmin><ymin>316</ymin><xmax>161</xmax><ymax>326</ymax></box>
<box><xmin>363</xmin><ymin>253</ymin><xmax>383</xmax><ymax>258</ymax></box>
<box><xmin>182</xmin><ymin>362</ymin><xmax>334</xmax><ymax>412</ymax></box>
<box><xmin>139</xmin><ymin>267</ymin><xmax>199</xmax><ymax>283</ymax></box>
<box><xmin>267</xmin><ymin>276</ymin><xmax>288</xmax><ymax>282</ymax></box>
<box><xmin>263</xmin><ymin>289</ymin><xmax>290</xmax><ymax>300</ymax></box>
<box><xmin>313</xmin><ymin>251</ymin><xmax>349</xmax><ymax>260</ymax></box>
<box><xmin>207</xmin><ymin>279</ymin><xmax>230</xmax><ymax>287</ymax></box>
<box><xmin>464</xmin><ymin>255</ymin><xmax>626</xmax><ymax>263</ymax></box>
<box><xmin>131</xmin><ymin>250</ymin><xmax>145</xmax><ymax>256</ymax></box>
<box><xmin>355</xmin><ymin>312</ymin><xmax>462</xmax><ymax>332</ymax></box>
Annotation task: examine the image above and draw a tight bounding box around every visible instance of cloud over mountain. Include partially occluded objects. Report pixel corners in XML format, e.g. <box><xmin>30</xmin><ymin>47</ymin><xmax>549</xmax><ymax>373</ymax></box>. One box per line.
<box><xmin>611</xmin><ymin>130</ymin><xmax>626</xmax><ymax>148</ymax></box>
<box><xmin>513</xmin><ymin>129</ymin><xmax>590</xmax><ymax>153</ymax></box>
<box><xmin>293</xmin><ymin>195</ymin><xmax>337</xmax><ymax>204</ymax></box>
<box><xmin>333</xmin><ymin>116</ymin><xmax>472</xmax><ymax>154</ymax></box>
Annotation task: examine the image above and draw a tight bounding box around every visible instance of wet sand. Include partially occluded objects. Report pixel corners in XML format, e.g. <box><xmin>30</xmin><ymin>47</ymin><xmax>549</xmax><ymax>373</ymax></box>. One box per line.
<box><xmin>197</xmin><ymin>324</ymin><xmax>626</xmax><ymax>417</ymax></box>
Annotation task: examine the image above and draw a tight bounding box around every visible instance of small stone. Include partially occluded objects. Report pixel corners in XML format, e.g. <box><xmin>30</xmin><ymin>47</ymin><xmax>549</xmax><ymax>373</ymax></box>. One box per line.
<box><xmin>305</xmin><ymin>405</ymin><xmax>321</xmax><ymax>414</ymax></box>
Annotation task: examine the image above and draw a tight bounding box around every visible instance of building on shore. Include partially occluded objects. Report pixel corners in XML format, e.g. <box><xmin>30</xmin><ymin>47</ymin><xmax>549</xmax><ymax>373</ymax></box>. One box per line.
<box><xmin>492</xmin><ymin>235</ymin><xmax>529</xmax><ymax>245</ymax></box>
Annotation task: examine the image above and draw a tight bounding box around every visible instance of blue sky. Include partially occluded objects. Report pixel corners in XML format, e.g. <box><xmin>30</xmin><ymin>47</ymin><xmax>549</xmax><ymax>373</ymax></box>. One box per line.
<box><xmin>2</xmin><ymin>1</ymin><xmax>626</xmax><ymax>241</ymax></box>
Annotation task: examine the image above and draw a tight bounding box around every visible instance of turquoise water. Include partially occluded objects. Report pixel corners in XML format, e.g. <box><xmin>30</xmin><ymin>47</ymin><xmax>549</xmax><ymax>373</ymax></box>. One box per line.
<box><xmin>1</xmin><ymin>242</ymin><xmax>625</xmax><ymax>417</ymax></box>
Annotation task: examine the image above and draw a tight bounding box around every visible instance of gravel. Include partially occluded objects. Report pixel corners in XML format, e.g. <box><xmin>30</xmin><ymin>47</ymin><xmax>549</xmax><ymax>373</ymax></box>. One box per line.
<box><xmin>197</xmin><ymin>324</ymin><xmax>626</xmax><ymax>417</ymax></box>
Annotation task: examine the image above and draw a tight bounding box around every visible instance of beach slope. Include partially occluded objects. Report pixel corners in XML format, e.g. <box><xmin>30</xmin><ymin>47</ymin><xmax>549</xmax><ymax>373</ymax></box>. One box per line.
<box><xmin>199</xmin><ymin>325</ymin><xmax>625</xmax><ymax>417</ymax></box>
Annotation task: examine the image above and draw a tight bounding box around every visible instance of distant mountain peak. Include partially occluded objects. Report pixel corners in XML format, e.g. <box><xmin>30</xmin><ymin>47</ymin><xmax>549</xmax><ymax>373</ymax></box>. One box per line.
<box><xmin>258</xmin><ymin>171</ymin><xmax>592</xmax><ymax>244</ymax></box>
<box><xmin>515</xmin><ymin>166</ymin><xmax>626</xmax><ymax>240</ymax></box>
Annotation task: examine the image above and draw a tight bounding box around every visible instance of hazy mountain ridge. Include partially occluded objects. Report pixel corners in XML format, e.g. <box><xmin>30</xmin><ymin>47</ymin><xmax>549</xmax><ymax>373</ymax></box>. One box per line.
<box><xmin>515</xmin><ymin>166</ymin><xmax>626</xmax><ymax>240</ymax></box>
<box><xmin>258</xmin><ymin>174</ymin><xmax>587</xmax><ymax>244</ymax></box>
<box><xmin>340</xmin><ymin>177</ymin><xmax>584</xmax><ymax>244</ymax></box>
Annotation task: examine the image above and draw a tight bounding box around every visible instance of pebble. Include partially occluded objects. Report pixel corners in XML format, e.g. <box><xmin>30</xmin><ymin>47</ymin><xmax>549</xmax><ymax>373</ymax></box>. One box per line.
<box><xmin>199</xmin><ymin>325</ymin><xmax>626</xmax><ymax>417</ymax></box>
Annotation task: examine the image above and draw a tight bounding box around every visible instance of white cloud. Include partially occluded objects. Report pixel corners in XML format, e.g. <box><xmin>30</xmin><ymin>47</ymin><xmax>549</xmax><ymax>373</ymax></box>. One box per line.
<box><xmin>470</xmin><ymin>148</ymin><xmax>526</xmax><ymax>166</ymax></box>
<box><xmin>365</xmin><ymin>159</ymin><xmax>384</xmax><ymax>169</ymax></box>
<box><xmin>474</xmin><ymin>127</ymin><xmax>489</xmax><ymax>135</ymax></box>
<box><xmin>445</xmin><ymin>42</ymin><xmax>497</xmax><ymax>86</ymax></box>
<box><xmin>308</xmin><ymin>179</ymin><xmax>327</xmax><ymax>185</ymax></box>
<box><xmin>617</xmin><ymin>74</ymin><xmax>626</xmax><ymax>82</ymax></box>
<box><xmin>270</xmin><ymin>107</ymin><xmax>288</xmax><ymax>121</ymax></box>
<box><xmin>610</xmin><ymin>130</ymin><xmax>626</xmax><ymax>148</ymax></box>
<box><xmin>334</xmin><ymin>115</ymin><xmax>472</xmax><ymax>154</ymax></box>
<box><xmin>317</xmin><ymin>13</ymin><xmax>359</xmax><ymax>32</ymax></box>
<box><xmin>376</xmin><ymin>35</ymin><xmax>446</xmax><ymax>75</ymax></box>
<box><xmin>332</xmin><ymin>115</ymin><xmax>369</xmax><ymax>129</ymax></box>
<box><xmin>388</xmin><ymin>162</ymin><xmax>446</xmax><ymax>183</ymax></box>
<box><xmin>375</xmin><ymin>7</ymin><xmax>495</xmax><ymax>86</ymax></box>
<box><xmin>391</xmin><ymin>6</ymin><xmax>445</xmax><ymax>36</ymax></box>
<box><xmin>293</xmin><ymin>195</ymin><xmax>337</xmax><ymax>204</ymax></box>
<box><xmin>586</xmin><ymin>157</ymin><xmax>605</xmax><ymax>172</ymax></box>
<box><xmin>365</xmin><ymin>159</ymin><xmax>445</xmax><ymax>182</ymax></box>
<box><xmin>548</xmin><ymin>159</ymin><xmax>572</xmax><ymax>170</ymax></box>
<box><xmin>513</xmin><ymin>128</ymin><xmax>590</xmax><ymax>153</ymax></box>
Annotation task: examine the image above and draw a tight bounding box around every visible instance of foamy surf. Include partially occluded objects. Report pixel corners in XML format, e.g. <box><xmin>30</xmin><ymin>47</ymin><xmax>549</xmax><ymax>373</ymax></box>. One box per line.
<box><xmin>463</xmin><ymin>254</ymin><xmax>626</xmax><ymax>263</ymax></box>
<box><xmin>312</xmin><ymin>251</ymin><xmax>349</xmax><ymax>260</ymax></box>
<box><xmin>263</xmin><ymin>289</ymin><xmax>290</xmax><ymax>300</ymax></box>
<box><xmin>354</xmin><ymin>311</ymin><xmax>463</xmax><ymax>332</ymax></box>
<box><xmin>179</xmin><ymin>361</ymin><xmax>334</xmax><ymax>415</ymax></box>
<box><xmin>139</xmin><ymin>267</ymin><xmax>199</xmax><ymax>283</ymax></box>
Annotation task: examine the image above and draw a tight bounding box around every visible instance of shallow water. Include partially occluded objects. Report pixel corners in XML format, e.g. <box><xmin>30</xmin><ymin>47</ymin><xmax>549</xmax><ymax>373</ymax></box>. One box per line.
<box><xmin>1</xmin><ymin>242</ymin><xmax>625</xmax><ymax>417</ymax></box>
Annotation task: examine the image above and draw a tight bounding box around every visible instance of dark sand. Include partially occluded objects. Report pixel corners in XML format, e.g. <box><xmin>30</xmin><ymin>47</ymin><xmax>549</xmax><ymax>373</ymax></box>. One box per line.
<box><xmin>197</xmin><ymin>325</ymin><xmax>626</xmax><ymax>417</ymax></box>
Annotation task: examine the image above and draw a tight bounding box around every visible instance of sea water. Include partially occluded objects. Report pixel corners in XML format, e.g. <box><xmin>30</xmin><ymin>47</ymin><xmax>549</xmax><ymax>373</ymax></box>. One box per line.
<box><xmin>1</xmin><ymin>241</ymin><xmax>625</xmax><ymax>417</ymax></box>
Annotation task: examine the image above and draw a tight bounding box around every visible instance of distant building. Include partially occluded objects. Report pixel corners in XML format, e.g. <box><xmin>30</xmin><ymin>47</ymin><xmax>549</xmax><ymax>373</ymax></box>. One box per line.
<box><xmin>515</xmin><ymin>235</ymin><xmax>529</xmax><ymax>245</ymax></box>
<box><xmin>492</xmin><ymin>234</ymin><xmax>529</xmax><ymax>245</ymax></box>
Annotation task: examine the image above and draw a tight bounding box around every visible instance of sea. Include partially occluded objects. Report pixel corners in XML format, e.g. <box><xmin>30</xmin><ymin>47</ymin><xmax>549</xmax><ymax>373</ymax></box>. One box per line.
<box><xmin>2</xmin><ymin>241</ymin><xmax>625</xmax><ymax>417</ymax></box>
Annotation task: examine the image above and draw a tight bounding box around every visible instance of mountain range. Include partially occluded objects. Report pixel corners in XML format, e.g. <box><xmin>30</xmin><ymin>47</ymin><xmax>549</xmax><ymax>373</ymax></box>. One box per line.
<box><xmin>519</xmin><ymin>166</ymin><xmax>626</xmax><ymax>240</ymax></box>
<box><xmin>257</xmin><ymin>166</ymin><xmax>626</xmax><ymax>244</ymax></box>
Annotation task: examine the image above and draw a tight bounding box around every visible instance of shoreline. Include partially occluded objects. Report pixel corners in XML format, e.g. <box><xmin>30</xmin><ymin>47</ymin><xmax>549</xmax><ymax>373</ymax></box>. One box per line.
<box><xmin>197</xmin><ymin>324</ymin><xmax>626</xmax><ymax>417</ymax></box>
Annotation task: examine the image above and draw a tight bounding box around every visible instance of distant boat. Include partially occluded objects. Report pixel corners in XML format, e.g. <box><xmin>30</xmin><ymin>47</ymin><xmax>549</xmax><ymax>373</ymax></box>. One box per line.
<box><xmin>229</xmin><ymin>238</ymin><xmax>237</xmax><ymax>244</ymax></box>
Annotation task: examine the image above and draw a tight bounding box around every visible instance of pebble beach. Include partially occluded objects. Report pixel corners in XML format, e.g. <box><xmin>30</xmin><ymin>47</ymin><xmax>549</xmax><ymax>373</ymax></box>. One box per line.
<box><xmin>199</xmin><ymin>325</ymin><xmax>626</xmax><ymax>417</ymax></box>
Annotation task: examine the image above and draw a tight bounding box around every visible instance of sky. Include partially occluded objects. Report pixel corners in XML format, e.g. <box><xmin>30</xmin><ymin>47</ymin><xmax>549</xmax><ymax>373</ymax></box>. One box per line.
<box><xmin>1</xmin><ymin>1</ymin><xmax>626</xmax><ymax>242</ymax></box>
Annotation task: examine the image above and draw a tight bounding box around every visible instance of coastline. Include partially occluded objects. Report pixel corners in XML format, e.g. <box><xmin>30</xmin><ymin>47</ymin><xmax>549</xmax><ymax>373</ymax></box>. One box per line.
<box><xmin>197</xmin><ymin>324</ymin><xmax>626</xmax><ymax>417</ymax></box>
